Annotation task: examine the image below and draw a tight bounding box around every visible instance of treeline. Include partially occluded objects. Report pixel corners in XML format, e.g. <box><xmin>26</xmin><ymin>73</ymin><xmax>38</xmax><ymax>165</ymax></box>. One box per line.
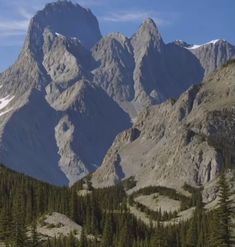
<box><xmin>130</xmin><ymin>185</ymin><xmax>196</xmax><ymax>211</ymax></box>
<box><xmin>0</xmin><ymin>164</ymin><xmax>234</xmax><ymax>246</ymax></box>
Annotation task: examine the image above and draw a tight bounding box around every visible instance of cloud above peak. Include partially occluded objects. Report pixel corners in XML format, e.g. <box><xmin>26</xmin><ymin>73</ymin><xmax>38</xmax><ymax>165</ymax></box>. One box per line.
<box><xmin>100</xmin><ymin>10</ymin><xmax>177</xmax><ymax>26</ymax></box>
<box><xmin>0</xmin><ymin>19</ymin><xmax>29</xmax><ymax>35</ymax></box>
<box><xmin>0</xmin><ymin>7</ymin><xmax>32</xmax><ymax>40</ymax></box>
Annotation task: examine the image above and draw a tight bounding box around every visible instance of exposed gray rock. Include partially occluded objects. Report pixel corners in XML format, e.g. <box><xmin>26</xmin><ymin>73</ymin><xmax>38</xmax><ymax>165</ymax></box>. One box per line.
<box><xmin>92</xmin><ymin>62</ymin><xmax>235</xmax><ymax>191</ymax></box>
<box><xmin>91</xmin><ymin>18</ymin><xmax>206</xmax><ymax>117</ymax></box>
<box><xmin>185</xmin><ymin>39</ymin><xmax>235</xmax><ymax>76</ymax></box>
<box><xmin>0</xmin><ymin>1</ymin><xmax>234</xmax><ymax>186</ymax></box>
<box><xmin>92</xmin><ymin>32</ymin><xmax>135</xmax><ymax>104</ymax></box>
<box><xmin>0</xmin><ymin>1</ymin><xmax>130</xmax><ymax>185</ymax></box>
<box><xmin>27</xmin><ymin>1</ymin><xmax>101</xmax><ymax>50</ymax></box>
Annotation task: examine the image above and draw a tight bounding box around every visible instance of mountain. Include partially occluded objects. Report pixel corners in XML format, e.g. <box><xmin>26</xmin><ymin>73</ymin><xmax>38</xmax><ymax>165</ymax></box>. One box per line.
<box><xmin>92</xmin><ymin>19</ymin><xmax>206</xmax><ymax>117</ymax></box>
<box><xmin>92</xmin><ymin>61</ymin><xmax>235</xmax><ymax>197</ymax></box>
<box><xmin>0</xmin><ymin>1</ymin><xmax>130</xmax><ymax>185</ymax></box>
<box><xmin>185</xmin><ymin>39</ymin><xmax>235</xmax><ymax>76</ymax></box>
<box><xmin>0</xmin><ymin>1</ymin><xmax>234</xmax><ymax>185</ymax></box>
<box><xmin>92</xmin><ymin>19</ymin><xmax>235</xmax><ymax>117</ymax></box>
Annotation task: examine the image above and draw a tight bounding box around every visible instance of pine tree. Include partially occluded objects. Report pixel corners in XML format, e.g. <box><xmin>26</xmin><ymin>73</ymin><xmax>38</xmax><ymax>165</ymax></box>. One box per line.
<box><xmin>80</xmin><ymin>228</ymin><xmax>88</xmax><ymax>247</ymax></box>
<box><xmin>70</xmin><ymin>188</ymin><xmax>78</xmax><ymax>222</ymax></box>
<box><xmin>31</xmin><ymin>220</ymin><xmax>39</xmax><ymax>247</ymax></box>
<box><xmin>0</xmin><ymin>207</ymin><xmax>12</xmax><ymax>242</ymax></box>
<box><xmin>117</xmin><ymin>222</ymin><xmax>131</xmax><ymax>247</ymax></box>
<box><xmin>12</xmin><ymin>185</ymin><xmax>28</xmax><ymax>247</ymax></box>
<box><xmin>101</xmin><ymin>213</ymin><xmax>113</xmax><ymax>247</ymax></box>
<box><xmin>150</xmin><ymin>222</ymin><xmax>167</xmax><ymax>247</ymax></box>
<box><xmin>67</xmin><ymin>232</ymin><xmax>78</xmax><ymax>247</ymax></box>
<box><xmin>209</xmin><ymin>172</ymin><xmax>234</xmax><ymax>247</ymax></box>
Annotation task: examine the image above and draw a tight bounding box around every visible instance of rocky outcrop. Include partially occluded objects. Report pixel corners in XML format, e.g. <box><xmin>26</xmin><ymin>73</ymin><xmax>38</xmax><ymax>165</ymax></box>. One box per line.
<box><xmin>92</xmin><ymin>32</ymin><xmax>135</xmax><ymax>105</ymax></box>
<box><xmin>92</xmin><ymin>62</ymin><xmax>235</xmax><ymax>190</ymax></box>
<box><xmin>0</xmin><ymin>1</ymin><xmax>130</xmax><ymax>185</ymax></box>
<box><xmin>185</xmin><ymin>39</ymin><xmax>235</xmax><ymax>76</ymax></box>
<box><xmin>0</xmin><ymin>1</ymin><xmax>234</xmax><ymax>186</ymax></box>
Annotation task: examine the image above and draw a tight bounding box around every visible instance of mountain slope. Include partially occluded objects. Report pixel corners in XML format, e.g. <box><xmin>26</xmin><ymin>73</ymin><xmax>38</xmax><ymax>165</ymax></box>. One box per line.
<box><xmin>0</xmin><ymin>1</ymin><xmax>234</xmax><ymax>185</ymax></box>
<box><xmin>186</xmin><ymin>39</ymin><xmax>235</xmax><ymax>76</ymax></box>
<box><xmin>91</xmin><ymin>61</ymin><xmax>235</xmax><ymax>192</ymax></box>
<box><xmin>0</xmin><ymin>1</ymin><xmax>130</xmax><ymax>185</ymax></box>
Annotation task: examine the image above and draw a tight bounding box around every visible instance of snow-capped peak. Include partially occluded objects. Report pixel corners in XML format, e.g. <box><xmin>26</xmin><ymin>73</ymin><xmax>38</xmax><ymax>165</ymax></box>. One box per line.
<box><xmin>187</xmin><ymin>39</ymin><xmax>225</xmax><ymax>50</ymax></box>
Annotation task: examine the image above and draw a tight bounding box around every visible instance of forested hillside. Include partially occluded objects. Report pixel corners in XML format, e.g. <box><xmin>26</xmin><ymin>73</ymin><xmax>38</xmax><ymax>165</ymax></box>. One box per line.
<box><xmin>0</xmin><ymin>164</ymin><xmax>234</xmax><ymax>246</ymax></box>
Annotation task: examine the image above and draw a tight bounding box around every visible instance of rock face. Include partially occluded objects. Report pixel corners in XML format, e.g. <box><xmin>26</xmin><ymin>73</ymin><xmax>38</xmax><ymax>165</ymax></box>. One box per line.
<box><xmin>92</xmin><ymin>20</ymin><xmax>235</xmax><ymax>117</ymax></box>
<box><xmin>29</xmin><ymin>1</ymin><xmax>101</xmax><ymax>50</ymax></box>
<box><xmin>181</xmin><ymin>39</ymin><xmax>235</xmax><ymax>76</ymax></box>
<box><xmin>92</xmin><ymin>19</ymin><xmax>206</xmax><ymax>117</ymax></box>
<box><xmin>0</xmin><ymin>1</ymin><xmax>130</xmax><ymax>185</ymax></box>
<box><xmin>92</xmin><ymin>62</ymin><xmax>235</xmax><ymax>190</ymax></box>
<box><xmin>0</xmin><ymin>1</ymin><xmax>234</xmax><ymax>185</ymax></box>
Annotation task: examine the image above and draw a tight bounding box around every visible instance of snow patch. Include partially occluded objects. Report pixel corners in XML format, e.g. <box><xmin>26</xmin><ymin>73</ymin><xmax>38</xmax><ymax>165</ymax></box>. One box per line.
<box><xmin>131</xmin><ymin>117</ymin><xmax>137</xmax><ymax>124</ymax></box>
<box><xmin>0</xmin><ymin>85</ymin><xmax>3</xmax><ymax>89</ymax></box>
<box><xmin>55</xmin><ymin>32</ymin><xmax>64</xmax><ymax>37</ymax></box>
<box><xmin>0</xmin><ymin>95</ymin><xmax>15</xmax><ymax>111</ymax></box>
<box><xmin>187</xmin><ymin>39</ymin><xmax>224</xmax><ymax>50</ymax></box>
<box><xmin>55</xmin><ymin>32</ymin><xmax>81</xmax><ymax>43</ymax></box>
<box><xmin>0</xmin><ymin>108</ymin><xmax>13</xmax><ymax>117</ymax></box>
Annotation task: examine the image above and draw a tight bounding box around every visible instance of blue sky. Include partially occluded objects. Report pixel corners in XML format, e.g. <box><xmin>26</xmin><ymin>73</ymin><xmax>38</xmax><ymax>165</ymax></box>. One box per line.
<box><xmin>0</xmin><ymin>0</ymin><xmax>234</xmax><ymax>72</ymax></box>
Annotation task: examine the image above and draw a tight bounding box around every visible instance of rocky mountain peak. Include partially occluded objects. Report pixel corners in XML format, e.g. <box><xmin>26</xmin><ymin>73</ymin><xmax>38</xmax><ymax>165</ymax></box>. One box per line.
<box><xmin>131</xmin><ymin>18</ymin><xmax>164</xmax><ymax>52</ymax></box>
<box><xmin>0</xmin><ymin>1</ymin><xmax>234</xmax><ymax>187</ymax></box>
<box><xmin>172</xmin><ymin>40</ymin><xmax>191</xmax><ymax>48</ymax></box>
<box><xmin>186</xmin><ymin>39</ymin><xmax>235</xmax><ymax>76</ymax></box>
<box><xmin>91</xmin><ymin>61</ymin><xmax>235</xmax><ymax>191</ymax></box>
<box><xmin>25</xmin><ymin>0</ymin><xmax>101</xmax><ymax>52</ymax></box>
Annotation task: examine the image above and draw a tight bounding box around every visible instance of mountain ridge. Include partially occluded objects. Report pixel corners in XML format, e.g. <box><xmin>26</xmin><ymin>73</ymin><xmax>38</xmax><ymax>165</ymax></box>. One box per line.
<box><xmin>91</xmin><ymin>61</ymin><xmax>235</xmax><ymax>195</ymax></box>
<box><xmin>0</xmin><ymin>1</ymin><xmax>234</xmax><ymax>185</ymax></box>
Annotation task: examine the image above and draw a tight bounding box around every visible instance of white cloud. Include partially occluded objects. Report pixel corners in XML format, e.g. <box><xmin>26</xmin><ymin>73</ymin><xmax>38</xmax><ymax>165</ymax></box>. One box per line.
<box><xmin>76</xmin><ymin>0</ymin><xmax>107</xmax><ymax>7</ymax></box>
<box><xmin>100</xmin><ymin>10</ymin><xmax>176</xmax><ymax>26</ymax></box>
<box><xmin>18</xmin><ymin>7</ymin><xmax>34</xmax><ymax>20</ymax></box>
<box><xmin>0</xmin><ymin>7</ymin><xmax>31</xmax><ymax>38</ymax></box>
<box><xmin>0</xmin><ymin>20</ymin><xmax>29</xmax><ymax>33</ymax></box>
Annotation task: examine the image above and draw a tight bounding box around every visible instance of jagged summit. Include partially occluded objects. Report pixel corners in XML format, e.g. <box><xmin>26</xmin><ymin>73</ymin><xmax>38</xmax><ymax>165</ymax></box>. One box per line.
<box><xmin>132</xmin><ymin>18</ymin><xmax>164</xmax><ymax>52</ymax></box>
<box><xmin>172</xmin><ymin>40</ymin><xmax>191</xmax><ymax>48</ymax></box>
<box><xmin>187</xmin><ymin>39</ymin><xmax>227</xmax><ymax>49</ymax></box>
<box><xmin>26</xmin><ymin>0</ymin><xmax>101</xmax><ymax>50</ymax></box>
<box><xmin>186</xmin><ymin>39</ymin><xmax>235</xmax><ymax>76</ymax></box>
<box><xmin>142</xmin><ymin>18</ymin><xmax>157</xmax><ymax>28</ymax></box>
<box><xmin>92</xmin><ymin>62</ymin><xmax>235</xmax><ymax>192</ymax></box>
<box><xmin>0</xmin><ymin>1</ymin><xmax>234</xmax><ymax>186</ymax></box>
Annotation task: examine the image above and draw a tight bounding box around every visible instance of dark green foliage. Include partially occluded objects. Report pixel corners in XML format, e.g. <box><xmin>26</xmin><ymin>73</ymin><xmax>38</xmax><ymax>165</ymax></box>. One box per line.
<box><xmin>208</xmin><ymin>172</ymin><xmax>234</xmax><ymax>247</ymax></box>
<box><xmin>222</xmin><ymin>59</ymin><xmax>235</xmax><ymax>67</ymax></box>
<box><xmin>130</xmin><ymin>186</ymin><xmax>194</xmax><ymax>210</ymax></box>
<box><xmin>122</xmin><ymin>176</ymin><xmax>137</xmax><ymax>190</ymax></box>
<box><xmin>0</xmin><ymin>164</ymin><xmax>234</xmax><ymax>247</ymax></box>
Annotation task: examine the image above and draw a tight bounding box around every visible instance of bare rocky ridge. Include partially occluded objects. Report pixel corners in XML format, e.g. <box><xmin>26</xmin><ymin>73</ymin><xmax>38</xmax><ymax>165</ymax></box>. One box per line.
<box><xmin>186</xmin><ymin>39</ymin><xmax>235</xmax><ymax>76</ymax></box>
<box><xmin>0</xmin><ymin>1</ymin><xmax>234</xmax><ymax>185</ymax></box>
<box><xmin>92</xmin><ymin>62</ymin><xmax>235</xmax><ymax>194</ymax></box>
<box><xmin>0</xmin><ymin>1</ymin><xmax>130</xmax><ymax>185</ymax></box>
<box><xmin>37</xmin><ymin>212</ymin><xmax>82</xmax><ymax>240</ymax></box>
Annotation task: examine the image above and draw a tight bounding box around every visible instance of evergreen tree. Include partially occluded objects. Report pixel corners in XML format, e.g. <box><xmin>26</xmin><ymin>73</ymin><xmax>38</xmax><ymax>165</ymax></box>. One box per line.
<box><xmin>101</xmin><ymin>213</ymin><xmax>113</xmax><ymax>247</ymax></box>
<box><xmin>213</xmin><ymin>172</ymin><xmax>234</xmax><ymax>247</ymax></box>
<box><xmin>67</xmin><ymin>232</ymin><xmax>78</xmax><ymax>247</ymax></box>
<box><xmin>12</xmin><ymin>185</ymin><xmax>28</xmax><ymax>247</ymax></box>
<box><xmin>80</xmin><ymin>228</ymin><xmax>88</xmax><ymax>247</ymax></box>
<box><xmin>117</xmin><ymin>222</ymin><xmax>131</xmax><ymax>247</ymax></box>
<box><xmin>0</xmin><ymin>207</ymin><xmax>12</xmax><ymax>243</ymax></box>
<box><xmin>31</xmin><ymin>220</ymin><xmax>39</xmax><ymax>247</ymax></box>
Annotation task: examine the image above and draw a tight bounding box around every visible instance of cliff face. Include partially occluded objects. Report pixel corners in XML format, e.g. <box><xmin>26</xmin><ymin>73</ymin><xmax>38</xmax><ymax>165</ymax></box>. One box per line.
<box><xmin>92</xmin><ymin>62</ymin><xmax>235</xmax><ymax>192</ymax></box>
<box><xmin>0</xmin><ymin>1</ymin><xmax>130</xmax><ymax>185</ymax></box>
<box><xmin>0</xmin><ymin>1</ymin><xmax>234</xmax><ymax>185</ymax></box>
<box><xmin>186</xmin><ymin>39</ymin><xmax>235</xmax><ymax>76</ymax></box>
